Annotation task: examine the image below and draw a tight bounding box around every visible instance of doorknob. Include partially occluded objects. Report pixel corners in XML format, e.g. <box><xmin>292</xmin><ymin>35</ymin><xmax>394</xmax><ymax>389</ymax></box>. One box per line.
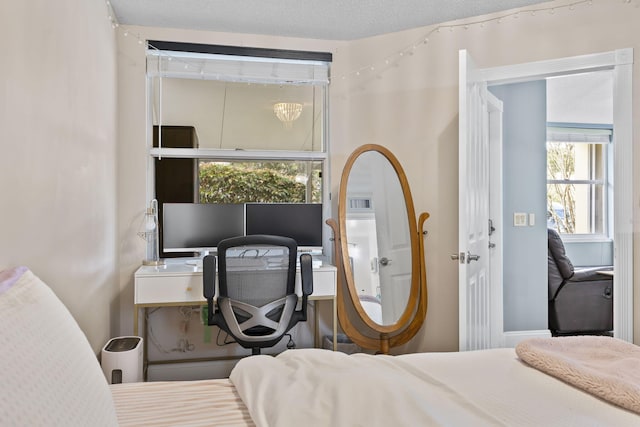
<box><xmin>452</xmin><ymin>252</ymin><xmax>479</xmax><ymax>264</ymax></box>
<box><xmin>467</xmin><ymin>253</ymin><xmax>480</xmax><ymax>263</ymax></box>
<box><xmin>379</xmin><ymin>257</ymin><xmax>392</xmax><ymax>266</ymax></box>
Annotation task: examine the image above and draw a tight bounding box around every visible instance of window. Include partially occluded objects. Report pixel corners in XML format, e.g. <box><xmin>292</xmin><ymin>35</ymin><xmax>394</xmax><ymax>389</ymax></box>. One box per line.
<box><xmin>198</xmin><ymin>160</ymin><xmax>323</xmax><ymax>204</ymax></box>
<box><xmin>145</xmin><ymin>42</ymin><xmax>331</xmax><ymax>255</ymax></box>
<box><xmin>546</xmin><ymin>123</ymin><xmax>611</xmax><ymax>237</ymax></box>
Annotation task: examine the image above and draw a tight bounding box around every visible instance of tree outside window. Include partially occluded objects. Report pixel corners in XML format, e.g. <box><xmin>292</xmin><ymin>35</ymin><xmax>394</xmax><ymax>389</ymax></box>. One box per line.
<box><xmin>546</xmin><ymin>137</ymin><xmax>607</xmax><ymax>236</ymax></box>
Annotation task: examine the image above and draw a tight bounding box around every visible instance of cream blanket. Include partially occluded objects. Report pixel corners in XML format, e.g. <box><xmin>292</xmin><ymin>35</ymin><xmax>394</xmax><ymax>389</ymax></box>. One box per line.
<box><xmin>231</xmin><ymin>349</ymin><xmax>506</xmax><ymax>427</ymax></box>
<box><xmin>230</xmin><ymin>347</ymin><xmax>640</xmax><ymax>426</ymax></box>
<box><xmin>516</xmin><ymin>336</ymin><xmax>640</xmax><ymax>414</ymax></box>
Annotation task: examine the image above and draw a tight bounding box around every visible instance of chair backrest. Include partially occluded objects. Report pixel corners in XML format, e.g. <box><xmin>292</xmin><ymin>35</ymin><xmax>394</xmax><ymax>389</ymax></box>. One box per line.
<box><xmin>218</xmin><ymin>234</ymin><xmax>297</xmax><ymax>306</ymax></box>
<box><xmin>548</xmin><ymin>228</ymin><xmax>575</xmax><ymax>300</ymax></box>
<box><xmin>204</xmin><ymin>234</ymin><xmax>312</xmax><ymax>354</ymax></box>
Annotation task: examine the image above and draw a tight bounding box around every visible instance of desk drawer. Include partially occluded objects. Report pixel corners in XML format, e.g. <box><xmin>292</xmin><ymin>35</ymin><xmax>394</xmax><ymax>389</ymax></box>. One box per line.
<box><xmin>296</xmin><ymin>269</ymin><xmax>336</xmax><ymax>297</ymax></box>
<box><xmin>135</xmin><ymin>275</ymin><xmax>205</xmax><ymax>305</ymax></box>
<box><xmin>136</xmin><ymin>266</ymin><xmax>335</xmax><ymax>304</ymax></box>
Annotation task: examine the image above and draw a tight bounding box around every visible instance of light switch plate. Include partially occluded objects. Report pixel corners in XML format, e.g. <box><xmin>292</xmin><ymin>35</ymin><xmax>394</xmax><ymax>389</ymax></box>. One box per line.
<box><xmin>513</xmin><ymin>212</ymin><xmax>527</xmax><ymax>227</ymax></box>
<box><xmin>529</xmin><ymin>213</ymin><xmax>535</xmax><ymax>226</ymax></box>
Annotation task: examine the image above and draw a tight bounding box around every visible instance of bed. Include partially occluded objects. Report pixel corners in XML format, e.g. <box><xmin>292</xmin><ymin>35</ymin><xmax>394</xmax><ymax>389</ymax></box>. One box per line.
<box><xmin>2</xmin><ymin>266</ymin><xmax>640</xmax><ymax>426</ymax></box>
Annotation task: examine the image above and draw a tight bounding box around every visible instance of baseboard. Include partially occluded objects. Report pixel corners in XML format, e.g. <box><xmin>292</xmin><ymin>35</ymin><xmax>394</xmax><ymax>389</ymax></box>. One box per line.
<box><xmin>503</xmin><ymin>330</ymin><xmax>552</xmax><ymax>348</ymax></box>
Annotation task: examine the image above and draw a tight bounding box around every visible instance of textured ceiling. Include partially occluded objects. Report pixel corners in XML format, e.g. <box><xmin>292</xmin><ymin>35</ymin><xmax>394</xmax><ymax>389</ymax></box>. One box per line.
<box><xmin>109</xmin><ymin>0</ymin><xmax>551</xmax><ymax>41</ymax></box>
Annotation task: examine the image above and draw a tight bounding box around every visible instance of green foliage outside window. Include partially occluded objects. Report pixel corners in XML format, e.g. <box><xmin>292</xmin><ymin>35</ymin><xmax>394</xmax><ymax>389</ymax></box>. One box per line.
<box><xmin>547</xmin><ymin>143</ymin><xmax>576</xmax><ymax>233</ymax></box>
<box><xmin>199</xmin><ymin>162</ymin><xmax>306</xmax><ymax>203</ymax></box>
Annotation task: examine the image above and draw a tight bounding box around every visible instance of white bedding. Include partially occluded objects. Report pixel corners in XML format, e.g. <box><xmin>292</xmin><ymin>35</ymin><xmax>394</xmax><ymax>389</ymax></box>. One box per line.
<box><xmin>0</xmin><ymin>266</ymin><xmax>253</xmax><ymax>427</ymax></box>
<box><xmin>111</xmin><ymin>378</ymin><xmax>254</xmax><ymax>426</ymax></box>
<box><xmin>230</xmin><ymin>348</ymin><xmax>640</xmax><ymax>427</ymax></box>
<box><xmin>5</xmin><ymin>265</ymin><xmax>639</xmax><ymax>427</ymax></box>
<box><xmin>0</xmin><ymin>267</ymin><xmax>119</xmax><ymax>426</ymax></box>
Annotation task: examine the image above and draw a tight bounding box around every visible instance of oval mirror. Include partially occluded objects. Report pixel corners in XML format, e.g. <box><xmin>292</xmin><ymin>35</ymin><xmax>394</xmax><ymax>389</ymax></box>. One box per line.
<box><xmin>337</xmin><ymin>144</ymin><xmax>425</xmax><ymax>344</ymax></box>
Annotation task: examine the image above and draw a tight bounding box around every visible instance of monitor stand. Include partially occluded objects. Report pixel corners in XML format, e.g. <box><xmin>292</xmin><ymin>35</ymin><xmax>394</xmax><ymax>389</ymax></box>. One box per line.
<box><xmin>184</xmin><ymin>250</ymin><xmax>215</xmax><ymax>268</ymax></box>
<box><xmin>184</xmin><ymin>259</ymin><xmax>203</xmax><ymax>268</ymax></box>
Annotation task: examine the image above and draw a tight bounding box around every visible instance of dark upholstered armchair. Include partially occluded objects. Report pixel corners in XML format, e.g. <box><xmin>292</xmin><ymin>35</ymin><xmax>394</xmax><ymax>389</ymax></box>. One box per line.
<box><xmin>548</xmin><ymin>228</ymin><xmax>613</xmax><ymax>336</ymax></box>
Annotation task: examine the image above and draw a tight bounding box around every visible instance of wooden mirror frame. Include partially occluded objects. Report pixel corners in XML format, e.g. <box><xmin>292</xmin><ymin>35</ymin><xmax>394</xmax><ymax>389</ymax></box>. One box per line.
<box><xmin>328</xmin><ymin>144</ymin><xmax>429</xmax><ymax>354</ymax></box>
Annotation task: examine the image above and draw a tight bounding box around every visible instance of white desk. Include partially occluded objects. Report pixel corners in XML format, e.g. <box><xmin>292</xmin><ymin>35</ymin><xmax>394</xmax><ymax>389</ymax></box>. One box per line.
<box><xmin>134</xmin><ymin>259</ymin><xmax>337</xmax><ymax>366</ymax></box>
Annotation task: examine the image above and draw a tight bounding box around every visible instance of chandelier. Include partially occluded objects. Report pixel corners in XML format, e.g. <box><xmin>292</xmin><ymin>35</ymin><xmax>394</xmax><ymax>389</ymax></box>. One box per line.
<box><xmin>273</xmin><ymin>102</ymin><xmax>303</xmax><ymax>129</ymax></box>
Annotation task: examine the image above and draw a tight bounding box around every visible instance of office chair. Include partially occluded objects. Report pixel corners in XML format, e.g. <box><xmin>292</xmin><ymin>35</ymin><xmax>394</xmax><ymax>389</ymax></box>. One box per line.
<box><xmin>548</xmin><ymin>228</ymin><xmax>613</xmax><ymax>336</ymax></box>
<box><xmin>203</xmin><ymin>234</ymin><xmax>313</xmax><ymax>355</ymax></box>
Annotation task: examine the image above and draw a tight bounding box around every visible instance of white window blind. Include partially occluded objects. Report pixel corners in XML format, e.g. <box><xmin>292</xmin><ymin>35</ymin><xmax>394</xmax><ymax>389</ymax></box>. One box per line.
<box><xmin>146</xmin><ymin>50</ymin><xmax>330</xmax><ymax>85</ymax></box>
<box><xmin>547</xmin><ymin>125</ymin><xmax>612</xmax><ymax>143</ymax></box>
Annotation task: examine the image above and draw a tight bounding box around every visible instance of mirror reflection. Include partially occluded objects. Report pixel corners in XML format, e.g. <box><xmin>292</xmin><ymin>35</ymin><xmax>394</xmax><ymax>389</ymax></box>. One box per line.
<box><xmin>150</xmin><ymin>77</ymin><xmax>324</xmax><ymax>152</ymax></box>
<box><xmin>344</xmin><ymin>151</ymin><xmax>412</xmax><ymax>326</ymax></box>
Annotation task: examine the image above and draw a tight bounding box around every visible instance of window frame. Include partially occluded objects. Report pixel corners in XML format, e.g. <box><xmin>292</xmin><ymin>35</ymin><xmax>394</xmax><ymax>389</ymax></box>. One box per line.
<box><xmin>144</xmin><ymin>42</ymin><xmax>332</xmax><ymax>255</ymax></box>
<box><xmin>546</xmin><ymin>122</ymin><xmax>612</xmax><ymax>241</ymax></box>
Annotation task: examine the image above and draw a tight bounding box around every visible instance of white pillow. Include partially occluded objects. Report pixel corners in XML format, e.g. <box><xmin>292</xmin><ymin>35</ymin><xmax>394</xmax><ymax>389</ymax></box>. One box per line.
<box><xmin>0</xmin><ymin>267</ymin><xmax>118</xmax><ymax>426</ymax></box>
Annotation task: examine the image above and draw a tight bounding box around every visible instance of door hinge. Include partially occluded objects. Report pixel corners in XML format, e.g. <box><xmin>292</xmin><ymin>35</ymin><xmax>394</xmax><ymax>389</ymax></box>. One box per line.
<box><xmin>488</xmin><ymin>219</ymin><xmax>496</xmax><ymax>236</ymax></box>
<box><xmin>450</xmin><ymin>252</ymin><xmax>465</xmax><ymax>264</ymax></box>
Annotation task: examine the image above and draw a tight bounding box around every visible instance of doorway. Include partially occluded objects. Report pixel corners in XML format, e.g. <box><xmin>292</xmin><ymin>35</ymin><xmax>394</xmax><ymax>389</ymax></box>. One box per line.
<box><xmin>458</xmin><ymin>48</ymin><xmax>633</xmax><ymax>348</ymax></box>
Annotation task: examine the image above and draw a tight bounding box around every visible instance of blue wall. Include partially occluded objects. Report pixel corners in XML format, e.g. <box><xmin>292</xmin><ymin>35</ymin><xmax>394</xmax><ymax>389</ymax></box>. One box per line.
<box><xmin>563</xmin><ymin>240</ymin><xmax>613</xmax><ymax>267</ymax></box>
<box><xmin>490</xmin><ymin>81</ymin><xmax>548</xmax><ymax>332</ymax></box>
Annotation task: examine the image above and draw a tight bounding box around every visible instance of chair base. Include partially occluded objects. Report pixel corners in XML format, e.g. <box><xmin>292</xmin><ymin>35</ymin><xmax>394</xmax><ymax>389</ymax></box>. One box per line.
<box><xmin>549</xmin><ymin>280</ymin><xmax>613</xmax><ymax>336</ymax></box>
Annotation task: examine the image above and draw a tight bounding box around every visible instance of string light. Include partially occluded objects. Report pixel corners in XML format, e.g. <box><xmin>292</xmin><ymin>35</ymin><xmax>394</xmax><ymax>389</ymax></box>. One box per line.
<box><xmin>105</xmin><ymin>0</ymin><xmax>119</xmax><ymax>29</ymax></box>
<box><xmin>105</xmin><ymin>0</ymin><xmax>148</xmax><ymax>46</ymax></box>
<box><xmin>111</xmin><ymin>0</ymin><xmax>636</xmax><ymax>84</ymax></box>
<box><xmin>336</xmin><ymin>0</ymin><xmax>632</xmax><ymax>84</ymax></box>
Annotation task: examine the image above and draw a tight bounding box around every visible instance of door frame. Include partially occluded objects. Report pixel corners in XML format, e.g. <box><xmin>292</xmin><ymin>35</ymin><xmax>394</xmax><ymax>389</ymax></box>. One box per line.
<box><xmin>477</xmin><ymin>48</ymin><xmax>634</xmax><ymax>342</ymax></box>
<box><xmin>487</xmin><ymin>90</ymin><xmax>504</xmax><ymax>348</ymax></box>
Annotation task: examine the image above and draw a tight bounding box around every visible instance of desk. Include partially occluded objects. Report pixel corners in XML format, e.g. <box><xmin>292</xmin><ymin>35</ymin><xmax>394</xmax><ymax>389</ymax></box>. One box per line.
<box><xmin>134</xmin><ymin>259</ymin><xmax>337</xmax><ymax>368</ymax></box>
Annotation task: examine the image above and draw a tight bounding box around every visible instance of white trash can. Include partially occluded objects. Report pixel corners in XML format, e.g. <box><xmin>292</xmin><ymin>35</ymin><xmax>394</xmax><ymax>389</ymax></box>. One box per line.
<box><xmin>323</xmin><ymin>334</ymin><xmax>360</xmax><ymax>354</ymax></box>
<box><xmin>101</xmin><ymin>336</ymin><xmax>143</xmax><ymax>384</ymax></box>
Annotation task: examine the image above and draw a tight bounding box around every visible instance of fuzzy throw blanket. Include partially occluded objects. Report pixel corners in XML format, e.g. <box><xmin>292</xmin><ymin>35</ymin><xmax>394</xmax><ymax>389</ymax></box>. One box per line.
<box><xmin>516</xmin><ymin>336</ymin><xmax>640</xmax><ymax>414</ymax></box>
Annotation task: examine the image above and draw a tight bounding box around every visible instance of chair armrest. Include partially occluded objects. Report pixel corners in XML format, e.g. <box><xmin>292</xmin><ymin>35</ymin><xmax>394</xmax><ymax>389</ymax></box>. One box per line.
<box><xmin>203</xmin><ymin>255</ymin><xmax>217</xmax><ymax>325</ymax></box>
<box><xmin>202</xmin><ymin>255</ymin><xmax>216</xmax><ymax>299</ymax></box>
<box><xmin>570</xmin><ymin>266</ymin><xmax>613</xmax><ymax>282</ymax></box>
<box><xmin>299</xmin><ymin>253</ymin><xmax>313</xmax><ymax>296</ymax></box>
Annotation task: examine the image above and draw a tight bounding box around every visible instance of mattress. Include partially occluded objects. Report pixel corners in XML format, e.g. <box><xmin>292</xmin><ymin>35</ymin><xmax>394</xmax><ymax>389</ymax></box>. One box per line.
<box><xmin>111</xmin><ymin>378</ymin><xmax>253</xmax><ymax>427</ymax></box>
<box><xmin>111</xmin><ymin>345</ymin><xmax>640</xmax><ymax>427</ymax></box>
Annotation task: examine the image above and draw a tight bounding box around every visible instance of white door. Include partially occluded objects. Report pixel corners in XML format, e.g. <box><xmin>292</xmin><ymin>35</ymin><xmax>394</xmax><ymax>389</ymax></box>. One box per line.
<box><xmin>458</xmin><ymin>50</ymin><xmax>493</xmax><ymax>351</ymax></box>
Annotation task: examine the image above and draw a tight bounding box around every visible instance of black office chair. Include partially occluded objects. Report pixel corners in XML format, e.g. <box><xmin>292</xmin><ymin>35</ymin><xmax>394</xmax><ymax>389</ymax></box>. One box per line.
<box><xmin>203</xmin><ymin>234</ymin><xmax>313</xmax><ymax>355</ymax></box>
<box><xmin>548</xmin><ymin>228</ymin><xmax>613</xmax><ymax>336</ymax></box>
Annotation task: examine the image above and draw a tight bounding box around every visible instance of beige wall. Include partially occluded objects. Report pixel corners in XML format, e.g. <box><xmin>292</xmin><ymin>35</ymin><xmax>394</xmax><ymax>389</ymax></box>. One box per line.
<box><xmin>117</xmin><ymin>0</ymin><xmax>640</xmax><ymax>352</ymax></box>
<box><xmin>335</xmin><ymin>0</ymin><xmax>640</xmax><ymax>351</ymax></box>
<box><xmin>0</xmin><ymin>0</ymin><xmax>118</xmax><ymax>351</ymax></box>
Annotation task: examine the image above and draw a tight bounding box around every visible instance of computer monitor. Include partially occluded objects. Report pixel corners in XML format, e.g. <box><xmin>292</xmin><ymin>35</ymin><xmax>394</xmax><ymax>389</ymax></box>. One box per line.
<box><xmin>162</xmin><ymin>203</ymin><xmax>245</xmax><ymax>255</ymax></box>
<box><xmin>245</xmin><ymin>203</ymin><xmax>323</xmax><ymax>252</ymax></box>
